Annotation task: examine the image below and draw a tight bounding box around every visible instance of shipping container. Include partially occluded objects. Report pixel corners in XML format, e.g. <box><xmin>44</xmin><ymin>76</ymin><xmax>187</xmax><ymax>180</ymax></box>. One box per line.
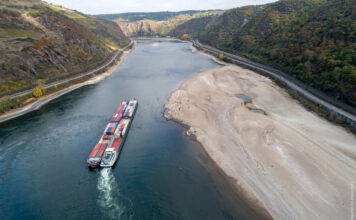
<box><xmin>88</xmin><ymin>99</ymin><xmax>137</xmax><ymax>169</ymax></box>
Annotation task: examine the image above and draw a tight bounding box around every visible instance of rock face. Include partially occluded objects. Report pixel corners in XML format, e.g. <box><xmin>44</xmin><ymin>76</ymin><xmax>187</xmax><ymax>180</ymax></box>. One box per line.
<box><xmin>110</xmin><ymin>11</ymin><xmax>224</xmax><ymax>37</ymax></box>
<box><xmin>165</xmin><ymin>65</ymin><xmax>356</xmax><ymax>220</ymax></box>
<box><xmin>0</xmin><ymin>0</ymin><xmax>129</xmax><ymax>95</ymax></box>
<box><xmin>118</xmin><ymin>20</ymin><xmax>156</xmax><ymax>37</ymax></box>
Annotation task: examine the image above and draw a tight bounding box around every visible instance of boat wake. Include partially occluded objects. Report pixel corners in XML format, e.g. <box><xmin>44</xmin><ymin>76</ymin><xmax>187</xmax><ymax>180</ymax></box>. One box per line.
<box><xmin>97</xmin><ymin>168</ymin><xmax>133</xmax><ymax>219</ymax></box>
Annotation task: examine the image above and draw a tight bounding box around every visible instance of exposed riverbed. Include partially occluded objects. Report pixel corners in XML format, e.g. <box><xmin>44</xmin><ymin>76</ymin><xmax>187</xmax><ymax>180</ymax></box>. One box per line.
<box><xmin>0</xmin><ymin>39</ymin><xmax>265</xmax><ymax>219</ymax></box>
<box><xmin>165</xmin><ymin>65</ymin><xmax>356</xmax><ymax>219</ymax></box>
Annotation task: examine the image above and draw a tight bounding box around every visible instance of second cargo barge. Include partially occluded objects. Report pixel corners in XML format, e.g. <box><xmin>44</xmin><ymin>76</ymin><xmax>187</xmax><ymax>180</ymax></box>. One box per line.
<box><xmin>87</xmin><ymin>100</ymin><xmax>138</xmax><ymax>168</ymax></box>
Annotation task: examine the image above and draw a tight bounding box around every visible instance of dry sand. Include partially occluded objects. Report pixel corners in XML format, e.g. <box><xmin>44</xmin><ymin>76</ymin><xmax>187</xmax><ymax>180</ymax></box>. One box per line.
<box><xmin>164</xmin><ymin>65</ymin><xmax>356</xmax><ymax>220</ymax></box>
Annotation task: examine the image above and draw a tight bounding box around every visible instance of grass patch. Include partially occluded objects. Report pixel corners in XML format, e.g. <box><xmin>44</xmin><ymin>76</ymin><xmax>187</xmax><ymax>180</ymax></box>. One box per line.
<box><xmin>28</xmin><ymin>11</ymin><xmax>44</xmax><ymax>18</ymax></box>
<box><xmin>104</xmin><ymin>38</ymin><xmax>119</xmax><ymax>50</ymax></box>
<box><xmin>75</xmin><ymin>17</ymin><xmax>96</xmax><ymax>29</ymax></box>
<box><xmin>0</xmin><ymin>96</ymin><xmax>22</xmax><ymax>113</ymax></box>
<box><xmin>47</xmin><ymin>4</ymin><xmax>66</xmax><ymax>12</ymax></box>
<box><xmin>3</xmin><ymin>28</ymin><xmax>37</xmax><ymax>38</ymax></box>
<box><xmin>47</xmin><ymin>4</ymin><xmax>85</xmax><ymax>19</ymax></box>
<box><xmin>65</xmin><ymin>12</ymin><xmax>86</xmax><ymax>19</ymax></box>
<box><xmin>0</xmin><ymin>79</ymin><xmax>33</xmax><ymax>95</ymax></box>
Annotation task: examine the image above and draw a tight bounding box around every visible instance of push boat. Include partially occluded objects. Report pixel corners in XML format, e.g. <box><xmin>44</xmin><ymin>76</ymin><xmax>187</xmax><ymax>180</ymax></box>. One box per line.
<box><xmin>87</xmin><ymin>100</ymin><xmax>137</xmax><ymax>168</ymax></box>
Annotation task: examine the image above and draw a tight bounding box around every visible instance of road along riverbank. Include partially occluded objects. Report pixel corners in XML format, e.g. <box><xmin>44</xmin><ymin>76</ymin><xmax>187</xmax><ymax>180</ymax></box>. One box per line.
<box><xmin>192</xmin><ymin>40</ymin><xmax>356</xmax><ymax>129</ymax></box>
<box><xmin>0</xmin><ymin>42</ymin><xmax>135</xmax><ymax>123</ymax></box>
<box><xmin>0</xmin><ymin>39</ymin><xmax>263</xmax><ymax>219</ymax></box>
<box><xmin>164</xmin><ymin>65</ymin><xmax>356</xmax><ymax>220</ymax></box>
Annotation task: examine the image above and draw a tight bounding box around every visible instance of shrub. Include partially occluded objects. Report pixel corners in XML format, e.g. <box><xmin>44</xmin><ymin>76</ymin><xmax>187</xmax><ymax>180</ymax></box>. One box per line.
<box><xmin>37</xmin><ymin>79</ymin><xmax>45</xmax><ymax>95</ymax></box>
<box><xmin>1</xmin><ymin>63</ymin><xmax>9</xmax><ymax>70</ymax></box>
<box><xmin>34</xmin><ymin>38</ymin><xmax>52</xmax><ymax>48</ymax></box>
<box><xmin>33</xmin><ymin>87</ymin><xmax>42</xmax><ymax>98</ymax></box>
<box><xmin>6</xmin><ymin>10</ymin><xmax>21</xmax><ymax>17</ymax></box>
<box><xmin>0</xmin><ymin>96</ymin><xmax>14</xmax><ymax>113</ymax></box>
<box><xmin>37</xmin><ymin>79</ymin><xmax>44</xmax><ymax>87</ymax></box>
<box><xmin>21</xmin><ymin>46</ymin><xmax>33</xmax><ymax>52</ymax></box>
<box><xmin>222</xmin><ymin>57</ymin><xmax>233</xmax><ymax>63</ymax></box>
<box><xmin>181</xmin><ymin>34</ymin><xmax>191</xmax><ymax>40</ymax></box>
<box><xmin>218</xmin><ymin>53</ymin><xmax>224</xmax><ymax>60</ymax></box>
<box><xmin>4</xmin><ymin>28</ymin><xmax>36</xmax><ymax>37</ymax></box>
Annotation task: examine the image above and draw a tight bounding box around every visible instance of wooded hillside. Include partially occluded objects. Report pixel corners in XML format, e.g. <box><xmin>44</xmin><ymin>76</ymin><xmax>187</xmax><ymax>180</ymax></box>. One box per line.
<box><xmin>172</xmin><ymin>0</ymin><xmax>356</xmax><ymax>106</ymax></box>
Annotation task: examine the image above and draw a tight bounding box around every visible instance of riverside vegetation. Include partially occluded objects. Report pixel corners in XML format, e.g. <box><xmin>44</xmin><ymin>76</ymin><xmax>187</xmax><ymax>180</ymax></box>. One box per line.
<box><xmin>170</xmin><ymin>0</ymin><xmax>356</xmax><ymax>107</ymax></box>
<box><xmin>104</xmin><ymin>0</ymin><xmax>355</xmax><ymax>108</ymax></box>
<box><xmin>0</xmin><ymin>56</ymin><xmax>122</xmax><ymax>114</ymax></box>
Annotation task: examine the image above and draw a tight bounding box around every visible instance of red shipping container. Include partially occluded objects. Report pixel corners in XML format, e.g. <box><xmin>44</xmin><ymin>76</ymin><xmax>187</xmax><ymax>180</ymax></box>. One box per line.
<box><xmin>98</xmin><ymin>143</ymin><xmax>108</xmax><ymax>158</ymax></box>
<box><xmin>89</xmin><ymin>143</ymin><xmax>102</xmax><ymax>158</ymax></box>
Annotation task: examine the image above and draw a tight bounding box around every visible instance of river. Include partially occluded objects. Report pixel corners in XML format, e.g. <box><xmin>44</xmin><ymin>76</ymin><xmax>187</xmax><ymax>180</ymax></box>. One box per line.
<box><xmin>0</xmin><ymin>39</ymin><xmax>262</xmax><ymax>219</ymax></box>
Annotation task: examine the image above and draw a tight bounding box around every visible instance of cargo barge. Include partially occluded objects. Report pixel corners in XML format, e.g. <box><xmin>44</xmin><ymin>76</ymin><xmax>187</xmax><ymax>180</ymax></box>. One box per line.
<box><xmin>87</xmin><ymin>100</ymin><xmax>137</xmax><ymax>168</ymax></box>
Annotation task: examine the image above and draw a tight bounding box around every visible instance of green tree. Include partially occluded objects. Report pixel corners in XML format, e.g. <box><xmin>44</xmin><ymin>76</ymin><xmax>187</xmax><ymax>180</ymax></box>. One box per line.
<box><xmin>1</xmin><ymin>63</ymin><xmax>9</xmax><ymax>70</ymax></box>
<box><xmin>0</xmin><ymin>96</ymin><xmax>12</xmax><ymax>113</ymax></box>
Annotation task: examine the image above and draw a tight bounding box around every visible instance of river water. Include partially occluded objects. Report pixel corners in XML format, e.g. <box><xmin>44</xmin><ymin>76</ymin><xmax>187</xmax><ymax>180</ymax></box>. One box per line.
<box><xmin>0</xmin><ymin>39</ymin><xmax>262</xmax><ymax>219</ymax></box>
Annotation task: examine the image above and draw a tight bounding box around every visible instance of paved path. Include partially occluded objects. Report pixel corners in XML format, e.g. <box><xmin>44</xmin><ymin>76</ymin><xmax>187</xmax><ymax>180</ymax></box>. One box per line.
<box><xmin>8</xmin><ymin>41</ymin><xmax>133</xmax><ymax>99</ymax></box>
<box><xmin>0</xmin><ymin>42</ymin><xmax>134</xmax><ymax>123</ymax></box>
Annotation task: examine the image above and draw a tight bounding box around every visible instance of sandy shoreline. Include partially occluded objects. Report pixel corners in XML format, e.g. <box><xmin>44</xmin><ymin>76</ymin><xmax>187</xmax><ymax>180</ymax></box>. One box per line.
<box><xmin>164</xmin><ymin>65</ymin><xmax>356</xmax><ymax>219</ymax></box>
<box><xmin>0</xmin><ymin>44</ymin><xmax>135</xmax><ymax>124</ymax></box>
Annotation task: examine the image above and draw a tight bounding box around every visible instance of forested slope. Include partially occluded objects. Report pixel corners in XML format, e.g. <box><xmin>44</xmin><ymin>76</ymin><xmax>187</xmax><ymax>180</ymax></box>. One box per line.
<box><xmin>172</xmin><ymin>0</ymin><xmax>356</xmax><ymax>106</ymax></box>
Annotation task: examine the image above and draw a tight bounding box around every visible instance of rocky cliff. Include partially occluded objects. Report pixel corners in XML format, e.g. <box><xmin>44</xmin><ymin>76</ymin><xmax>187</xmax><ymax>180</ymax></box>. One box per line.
<box><xmin>100</xmin><ymin>11</ymin><xmax>223</xmax><ymax>37</ymax></box>
<box><xmin>118</xmin><ymin>20</ymin><xmax>157</xmax><ymax>36</ymax></box>
<box><xmin>0</xmin><ymin>0</ymin><xmax>129</xmax><ymax>95</ymax></box>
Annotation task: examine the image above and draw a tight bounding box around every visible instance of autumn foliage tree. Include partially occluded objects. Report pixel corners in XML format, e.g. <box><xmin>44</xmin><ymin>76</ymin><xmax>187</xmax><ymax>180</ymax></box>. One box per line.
<box><xmin>181</xmin><ymin>34</ymin><xmax>191</xmax><ymax>40</ymax></box>
<box><xmin>184</xmin><ymin>0</ymin><xmax>356</xmax><ymax>106</ymax></box>
<box><xmin>33</xmin><ymin>79</ymin><xmax>45</xmax><ymax>98</ymax></box>
<box><xmin>33</xmin><ymin>87</ymin><xmax>42</xmax><ymax>98</ymax></box>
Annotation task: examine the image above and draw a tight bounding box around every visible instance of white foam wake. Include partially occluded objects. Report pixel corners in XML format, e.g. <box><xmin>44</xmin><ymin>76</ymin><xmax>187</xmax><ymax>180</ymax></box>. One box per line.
<box><xmin>97</xmin><ymin>168</ymin><xmax>133</xmax><ymax>219</ymax></box>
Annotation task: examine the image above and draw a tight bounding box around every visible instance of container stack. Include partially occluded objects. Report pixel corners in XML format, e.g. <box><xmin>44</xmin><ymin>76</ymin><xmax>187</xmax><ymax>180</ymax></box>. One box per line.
<box><xmin>120</xmin><ymin>119</ymin><xmax>130</xmax><ymax>136</ymax></box>
<box><xmin>105</xmin><ymin>123</ymin><xmax>118</xmax><ymax>135</ymax></box>
<box><xmin>111</xmin><ymin>113</ymin><xmax>122</xmax><ymax>122</ymax></box>
<box><xmin>111</xmin><ymin>101</ymin><xmax>128</xmax><ymax>122</ymax></box>
<box><xmin>123</xmin><ymin>100</ymin><xmax>138</xmax><ymax>118</ymax></box>
<box><xmin>102</xmin><ymin>134</ymin><xmax>111</xmax><ymax>140</ymax></box>
<box><xmin>87</xmin><ymin>99</ymin><xmax>138</xmax><ymax>169</ymax></box>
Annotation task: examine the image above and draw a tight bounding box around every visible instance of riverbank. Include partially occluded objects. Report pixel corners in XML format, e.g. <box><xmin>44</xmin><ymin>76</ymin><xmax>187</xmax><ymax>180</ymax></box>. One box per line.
<box><xmin>164</xmin><ymin>65</ymin><xmax>356</xmax><ymax>219</ymax></box>
<box><xmin>0</xmin><ymin>42</ymin><xmax>135</xmax><ymax>123</ymax></box>
<box><xmin>192</xmin><ymin>40</ymin><xmax>356</xmax><ymax>130</ymax></box>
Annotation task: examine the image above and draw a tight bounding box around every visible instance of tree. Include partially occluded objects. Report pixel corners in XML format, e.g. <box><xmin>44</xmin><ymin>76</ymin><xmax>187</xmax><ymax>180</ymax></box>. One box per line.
<box><xmin>35</xmin><ymin>79</ymin><xmax>45</xmax><ymax>96</ymax></box>
<box><xmin>1</xmin><ymin>63</ymin><xmax>9</xmax><ymax>70</ymax></box>
<box><xmin>33</xmin><ymin>87</ymin><xmax>42</xmax><ymax>98</ymax></box>
<box><xmin>0</xmin><ymin>96</ymin><xmax>11</xmax><ymax>112</ymax></box>
<box><xmin>37</xmin><ymin>79</ymin><xmax>44</xmax><ymax>87</ymax></box>
<box><xmin>181</xmin><ymin>34</ymin><xmax>191</xmax><ymax>40</ymax></box>
<box><xmin>218</xmin><ymin>53</ymin><xmax>224</xmax><ymax>60</ymax></box>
